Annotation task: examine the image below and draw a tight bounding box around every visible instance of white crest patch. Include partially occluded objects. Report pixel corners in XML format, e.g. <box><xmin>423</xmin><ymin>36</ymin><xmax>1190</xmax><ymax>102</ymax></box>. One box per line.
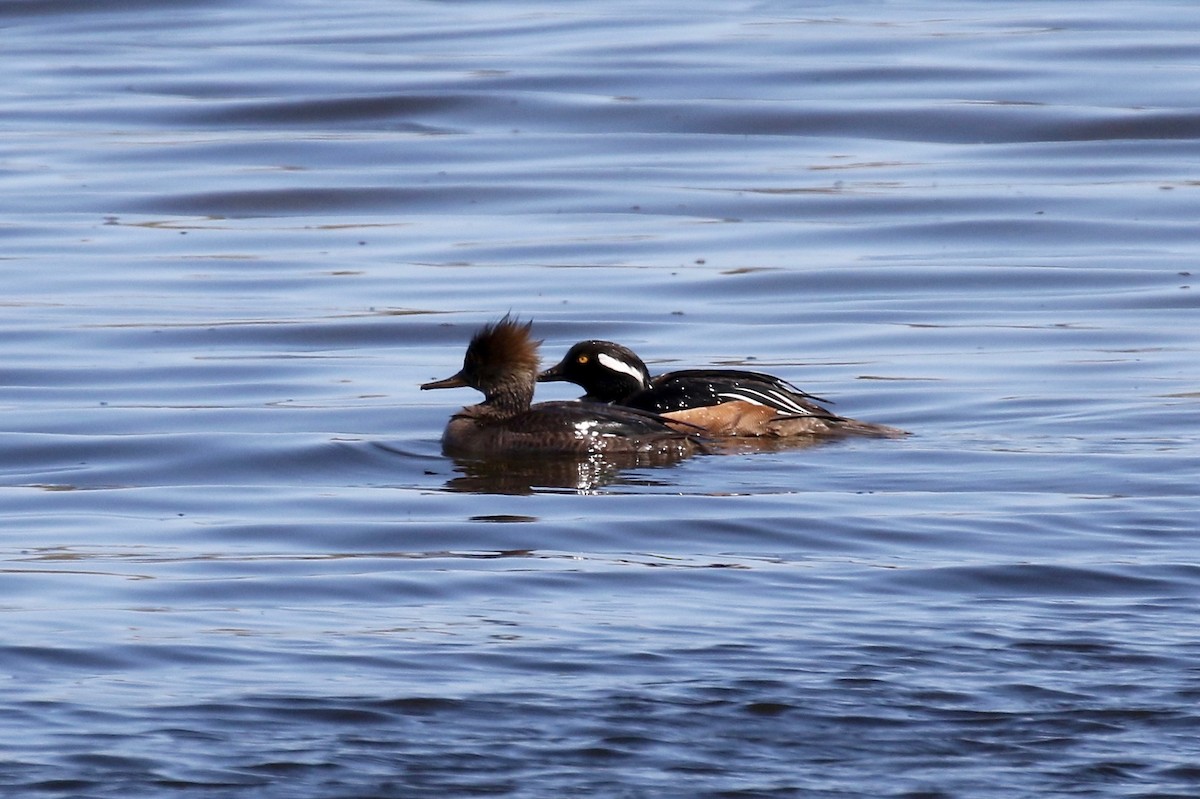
<box><xmin>597</xmin><ymin>352</ymin><xmax>647</xmax><ymax>385</ymax></box>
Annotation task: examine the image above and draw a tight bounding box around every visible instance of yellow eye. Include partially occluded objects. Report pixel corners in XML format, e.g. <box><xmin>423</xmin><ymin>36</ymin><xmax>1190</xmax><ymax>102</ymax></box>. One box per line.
<box><xmin>577</xmin><ymin>354</ymin><xmax>589</xmax><ymax>364</ymax></box>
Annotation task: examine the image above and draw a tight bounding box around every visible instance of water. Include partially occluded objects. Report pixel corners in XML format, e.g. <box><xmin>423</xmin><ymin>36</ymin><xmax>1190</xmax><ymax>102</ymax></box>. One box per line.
<box><xmin>3</xmin><ymin>1</ymin><xmax>1199</xmax><ymax>796</ymax></box>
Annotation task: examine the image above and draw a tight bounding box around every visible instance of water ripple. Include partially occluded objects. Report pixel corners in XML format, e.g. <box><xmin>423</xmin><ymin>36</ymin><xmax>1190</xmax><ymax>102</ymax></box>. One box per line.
<box><xmin>4</xmin><ymin>1</ymin><xmax>1200</xmax><ymax>796</ymax></box>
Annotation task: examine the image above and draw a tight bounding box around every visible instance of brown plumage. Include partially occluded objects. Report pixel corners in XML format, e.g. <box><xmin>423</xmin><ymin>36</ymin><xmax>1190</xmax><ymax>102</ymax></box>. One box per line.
<box><xmin>421</xmin><ymin>316</ymin><xmax>702</xmax><ymax>459</ymax></box>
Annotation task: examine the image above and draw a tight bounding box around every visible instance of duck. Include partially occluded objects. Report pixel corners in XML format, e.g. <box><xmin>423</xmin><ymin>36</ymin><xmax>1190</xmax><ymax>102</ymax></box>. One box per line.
<box><xmin>538</xmin><ymin>339</ymin><xmax>906</xmax><ymax>438</ymax></box>
<box><xmin>421</xmin><ymin>317</ymin><xmax>703</xmax><ymax>458</ymax></box>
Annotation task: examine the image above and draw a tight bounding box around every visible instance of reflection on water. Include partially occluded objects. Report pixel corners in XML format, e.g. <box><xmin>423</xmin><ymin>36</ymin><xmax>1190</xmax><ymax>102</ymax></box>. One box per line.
<box><xmin>387</xmin><ymin>432</ymin><xmax>892</xmax><ymax>494</ymax></box>
<box><xmin>441</xmin><ymin>450</ymin><xmax>694</xmax><ymax>495</ymax></box>
<box><xmin>429</xmin><ymin>421</ymin><xmax>898</xmax><ymax>494</ymax></box>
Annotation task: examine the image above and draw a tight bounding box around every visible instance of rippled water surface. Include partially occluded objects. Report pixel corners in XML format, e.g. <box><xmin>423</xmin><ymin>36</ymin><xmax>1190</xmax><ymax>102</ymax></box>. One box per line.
<box><xmin>3</xmin><ymin>1</ymin><xmax>1199</xmax><ymax>796</ymax></box>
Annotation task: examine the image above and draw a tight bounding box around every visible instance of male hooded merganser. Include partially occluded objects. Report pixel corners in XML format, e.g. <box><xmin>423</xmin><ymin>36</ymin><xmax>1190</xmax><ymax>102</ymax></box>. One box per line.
<box><xmin>539</xmin><ymin>340</ymin><xmax>906</xmax><ymax>438</ymax></box>
<box><xmin>421</xmin><ymin>317</ymin><xmax>702</xmax><ymax>458</ymax></box>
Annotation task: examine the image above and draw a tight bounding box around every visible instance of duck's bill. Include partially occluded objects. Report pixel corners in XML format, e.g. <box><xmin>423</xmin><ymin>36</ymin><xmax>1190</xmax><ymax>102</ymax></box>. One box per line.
<box><xmin>421</xmin><ymin>371</ymin><xmax>469</xmax><ymax>390</ymax></box>
<box><xmin>536</xmin><ymin>362</ymin><xmax>566</xmax><ymax>382</ymax></box>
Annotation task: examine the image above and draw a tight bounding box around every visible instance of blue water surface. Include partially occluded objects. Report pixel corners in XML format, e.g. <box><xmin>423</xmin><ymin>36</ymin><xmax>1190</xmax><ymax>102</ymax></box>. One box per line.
<box><xmin>2</xmin><ymin>1</ymin><xmax>1199</xmax><ymax>796</ymax></box>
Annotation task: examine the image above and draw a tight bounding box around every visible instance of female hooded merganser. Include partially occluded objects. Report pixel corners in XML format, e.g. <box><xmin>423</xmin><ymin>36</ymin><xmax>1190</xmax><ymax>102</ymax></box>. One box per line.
<box><xmin>421</xmin><ymin>318</ymin><xmax>702</xmax><ymax>458</ymax></box>
<box><xmin>538</xmin><ymin>340</ymin><xmax>906</xmax><ymax>438</ymax></box>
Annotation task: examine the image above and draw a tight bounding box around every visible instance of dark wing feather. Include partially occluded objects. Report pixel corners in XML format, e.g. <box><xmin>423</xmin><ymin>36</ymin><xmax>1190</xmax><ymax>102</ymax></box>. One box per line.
<box><xmin>654</xmin><ymin>369</ymin><xmax>831</xmax><ymax>404</ymax></box>
<box><xmin>512</xmin><ymin>401</ymin><xmax>700</xmax><ymax>437</ymax></box>
<box><xmin>633</xmin><ymin>370</ymin><xmax>835</xmax><ymax>418</ymax></box>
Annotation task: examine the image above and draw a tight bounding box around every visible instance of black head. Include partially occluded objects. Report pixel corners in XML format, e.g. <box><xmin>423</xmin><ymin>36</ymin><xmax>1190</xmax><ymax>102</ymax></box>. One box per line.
<box><xmin>538</xmin><ymin>340</ymin><xmax>652</xmax><ymax>402</ymax></box>
<box><xmin>421</xmin><ymin>315</ymin><xmax>541</xmax><ymax>411</ymax></box>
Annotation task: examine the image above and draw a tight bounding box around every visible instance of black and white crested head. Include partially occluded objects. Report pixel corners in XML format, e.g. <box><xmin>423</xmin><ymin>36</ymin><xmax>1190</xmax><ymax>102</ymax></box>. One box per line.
<box><xmin>538</xmin><ymin>340</ymin><xmax>652</xmax><ymax>402</ymax></box>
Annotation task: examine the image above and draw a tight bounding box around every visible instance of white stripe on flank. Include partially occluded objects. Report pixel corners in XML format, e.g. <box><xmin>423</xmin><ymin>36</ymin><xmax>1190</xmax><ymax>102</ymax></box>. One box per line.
<box><xmin>597</xmin><ymin>352</ymin><xmax>648</xmax><ymax>386</ymax></box>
